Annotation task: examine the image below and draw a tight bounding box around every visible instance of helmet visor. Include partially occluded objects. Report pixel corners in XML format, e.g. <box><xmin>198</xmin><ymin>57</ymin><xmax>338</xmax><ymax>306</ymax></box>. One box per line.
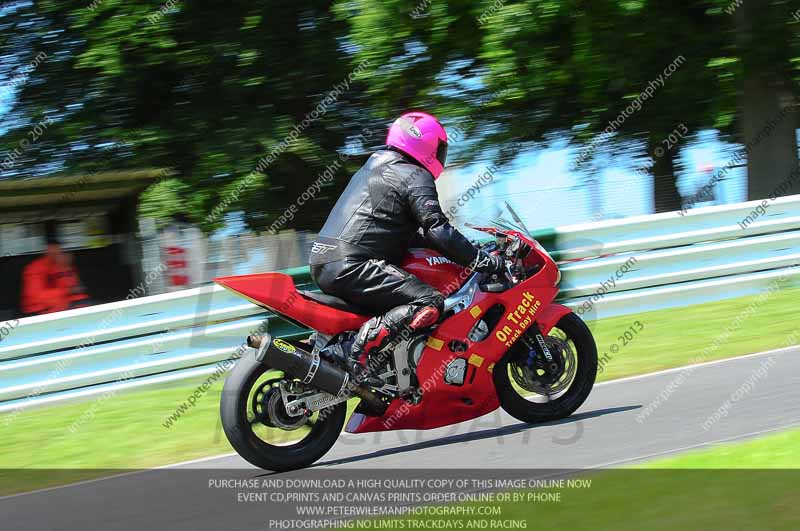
<box><xmin>436</xmin><ymin>140</ymin><xmax>448</xmax><ymax>167</ymax></box>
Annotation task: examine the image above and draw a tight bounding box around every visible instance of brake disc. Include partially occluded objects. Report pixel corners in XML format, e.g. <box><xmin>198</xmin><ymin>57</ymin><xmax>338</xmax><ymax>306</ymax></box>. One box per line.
<box><xmin>266</xmin><ymin>388</ymin><xmax>308</xmax><ymax>431</ymax></box>
<box><xmin>511</xmin><ymin>336</ymin><xmax>576</xmax><ymax>396</ymax></box>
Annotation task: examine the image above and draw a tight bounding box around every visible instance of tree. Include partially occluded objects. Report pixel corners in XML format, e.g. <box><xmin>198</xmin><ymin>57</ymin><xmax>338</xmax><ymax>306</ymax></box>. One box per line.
<box><xmin>4</xmin><ymin>0</ymin><xmax>796</xmax><ymax>229</ymax></box>
<box><xmin>339</xmin><ymin>0</ymin><xmax>796</xmax><ymax>212</ymax></box>
<box><xmin>732</xmin><ymin>0</ymin><xmax>799</xmax><ymax>200</ymax></box>
<box><xmin>0</xmin><ymin>0</ymin><xmax>372</xmax><ymax>231</ymax></box>
<box><xmin>335</xmin><ymin>1</ymin><xmax>719</xmax><ymax>212</ymax></box>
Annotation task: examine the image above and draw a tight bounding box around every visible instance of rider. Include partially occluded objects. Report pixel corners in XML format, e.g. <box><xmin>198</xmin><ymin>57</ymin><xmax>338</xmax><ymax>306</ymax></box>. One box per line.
<box><xmin>309</xmin><ymin>111</ymin><xmax>505</xmax><ymax>385</ymax></box>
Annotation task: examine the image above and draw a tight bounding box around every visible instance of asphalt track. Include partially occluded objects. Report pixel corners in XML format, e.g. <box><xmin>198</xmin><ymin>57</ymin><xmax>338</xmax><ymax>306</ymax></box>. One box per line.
<box><xmin>4</xmin><ymin>347</ymin><xmax>800</xmax><ymax>530</ymax></box>
<box><xmin>184</xmin><ymin>345</ymin><xmax>800</xmax><ymax>470</ymax></box>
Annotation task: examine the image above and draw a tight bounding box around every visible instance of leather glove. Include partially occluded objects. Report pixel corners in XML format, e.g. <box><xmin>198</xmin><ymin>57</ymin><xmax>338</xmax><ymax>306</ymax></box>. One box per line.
<box><xmin>473</xmin><ymin>250</ymin><xmax>506</xmax><ymax>275</ymax></box>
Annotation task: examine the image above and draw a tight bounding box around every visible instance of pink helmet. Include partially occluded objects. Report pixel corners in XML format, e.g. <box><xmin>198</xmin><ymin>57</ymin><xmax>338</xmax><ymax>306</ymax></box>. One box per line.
<box><xmin>386</xmin><ymin>111</ymin><xmax>448</xmax><ymax>179</ymax></box>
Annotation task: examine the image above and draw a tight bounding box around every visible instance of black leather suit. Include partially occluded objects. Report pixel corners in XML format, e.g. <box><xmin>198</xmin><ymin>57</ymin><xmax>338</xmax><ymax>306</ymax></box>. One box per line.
<box><xmin>309</xmin><ymin>149</ymin><xmax>481</xmax><ymax>330</ymax></box>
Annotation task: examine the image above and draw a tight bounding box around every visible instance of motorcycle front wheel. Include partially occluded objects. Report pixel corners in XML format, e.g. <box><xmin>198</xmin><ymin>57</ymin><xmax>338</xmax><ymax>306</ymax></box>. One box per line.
<box><xmin>220</xmin><ymin>350</ymin><xmax>346</xmax><ymax>471</ymax></box>
<box><xmin>493</xmin><ymin>312</ymin><xmax>597</xmax><ymax>424</ymax></box>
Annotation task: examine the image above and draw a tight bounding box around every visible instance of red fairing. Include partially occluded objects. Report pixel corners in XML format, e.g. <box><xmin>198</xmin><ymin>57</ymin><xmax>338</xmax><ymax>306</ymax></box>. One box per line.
<box><xmin>347</xmin><ymin>283</ymin><xmax>561</xmax><ymax>434</ymax></box>
<box><xmin>401</xmin><ymin>248</ymin><xmax>468</xmax><ymax>294</ymax></box>
<box><xmin>215</xmin><ymin>273</ymin><xmax>369</xmax><ymax>335</ymax></box>
<box><xmin>536</xmin><ymin>303</ymin><xmax>573</xmax><ymax>335</ymax></box>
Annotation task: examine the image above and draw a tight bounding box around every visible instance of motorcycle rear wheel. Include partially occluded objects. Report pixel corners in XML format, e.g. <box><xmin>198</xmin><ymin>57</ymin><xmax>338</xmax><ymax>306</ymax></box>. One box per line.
<box><xmin>493</xmin><ymin>312</ymin><xmax>597</xmax><ymax>424</ymax></box>
<box><xmin>220</xmin><ymin>350</ymin><xmax>346</xmax><ymax>471</ymax></box>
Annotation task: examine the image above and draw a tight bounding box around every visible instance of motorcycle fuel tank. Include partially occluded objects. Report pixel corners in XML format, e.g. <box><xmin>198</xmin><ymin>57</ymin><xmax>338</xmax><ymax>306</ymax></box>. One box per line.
<box><xmin>401</xmin><ymin>248</ymin><xmax>468</xmax><ymax>294</ymax></box>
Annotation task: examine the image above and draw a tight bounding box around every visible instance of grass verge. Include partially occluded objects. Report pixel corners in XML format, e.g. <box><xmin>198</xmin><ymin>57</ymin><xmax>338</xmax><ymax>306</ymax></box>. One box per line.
<box><xmin>638</xmin><ymin>425</ymin><xmax>800</xmax><ymax>469</ymax></box>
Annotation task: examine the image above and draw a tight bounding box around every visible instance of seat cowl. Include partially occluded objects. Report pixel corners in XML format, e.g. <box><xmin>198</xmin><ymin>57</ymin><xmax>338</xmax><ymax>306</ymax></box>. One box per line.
<box><xmin>298</xmin><ymin>290</ymin><xmax>372</xmax><ymax>316</ymax></box>
<box><xmin>214</xmin><ymin>273</ymin><xmax>370</xmax><ymax>335</ymax></box>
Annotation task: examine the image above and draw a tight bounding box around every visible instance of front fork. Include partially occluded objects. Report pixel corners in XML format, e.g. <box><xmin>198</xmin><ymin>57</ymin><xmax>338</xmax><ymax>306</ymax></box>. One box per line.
<box><xmin>522</xmin><ymin>323</ymin><xmax>560</xmax><ymax>377</ymax></box>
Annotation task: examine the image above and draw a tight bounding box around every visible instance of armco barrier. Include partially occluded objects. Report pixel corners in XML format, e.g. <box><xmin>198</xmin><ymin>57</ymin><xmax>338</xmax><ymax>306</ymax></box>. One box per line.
<box><xmin>1</xmin><ymin>196</ymin><xmax>799</xmax><ymax>413</ymax></box>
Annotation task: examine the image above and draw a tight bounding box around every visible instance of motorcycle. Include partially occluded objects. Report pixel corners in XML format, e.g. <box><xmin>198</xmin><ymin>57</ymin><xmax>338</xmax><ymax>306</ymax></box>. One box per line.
<box><xmin>215</xmin><ymin>211</ymin><xmax>597</xmax><ymax>471</ymax></box>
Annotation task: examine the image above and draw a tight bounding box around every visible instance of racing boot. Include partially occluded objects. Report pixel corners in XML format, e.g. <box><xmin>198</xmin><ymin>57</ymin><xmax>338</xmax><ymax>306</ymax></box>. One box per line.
<box><xmin>350</xmin><ymin>305</ymin><xmax>441</xmax><ymax>388</ymax></box>
<box><xmin>347</xmin><ymin>316</ymin><xmax>392</xmax><ymax>388</ymax></box>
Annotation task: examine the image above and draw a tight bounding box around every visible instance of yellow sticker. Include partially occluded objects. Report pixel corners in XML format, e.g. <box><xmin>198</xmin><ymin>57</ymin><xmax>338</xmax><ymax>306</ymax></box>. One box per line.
<box><xmin>426</xmin><ymin>337</ymin><xmax>445</xmax><ymax>351</ymax></box>
<box><xmin>468</xmin><ymin>354</ymin><xmax>485</xmax><ymax>367</ymax></box>
<box><xmin>495</xmin><ymin>291</ymin><xmax>542</xmax><ymax>346</ymax></box>
<box><xmin>487</xmin><ymin>362</ymin><xmax>495</xmax><ymax>374</ymax></box>
<box><xmin>469</xmin><ymin>305</ymin><xmax>483</xmax><ymax>318</ymax></box>
<box><xmin>272</xmin><ymin>338</ymin><xmax>296</xmax><ymax>354</ymax></box>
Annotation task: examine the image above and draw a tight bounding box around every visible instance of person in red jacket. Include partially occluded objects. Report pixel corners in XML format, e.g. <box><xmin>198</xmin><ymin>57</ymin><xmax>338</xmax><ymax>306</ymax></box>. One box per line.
<box><xmin>20</xmin><ymin>234</ymin><xmax>89</xmax><ymax>315</ymax></box>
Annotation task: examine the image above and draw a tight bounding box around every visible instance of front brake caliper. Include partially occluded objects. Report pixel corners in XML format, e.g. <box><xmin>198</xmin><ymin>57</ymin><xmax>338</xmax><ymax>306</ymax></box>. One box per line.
<box><xmin>525</xmin><ymin>325</ymin><xmax>553</xmax><ymax>366</ymax></box>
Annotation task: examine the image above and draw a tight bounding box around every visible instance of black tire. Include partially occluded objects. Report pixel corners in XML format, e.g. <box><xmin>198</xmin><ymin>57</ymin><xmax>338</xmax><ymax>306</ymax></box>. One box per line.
<box><xmin>220</xmin><ymin>350</ymin><xmax>346</xmax><ymax>471</ymax></box>
<box><xmin>493</xmin><ymin>312</ymin><xmax>597</xmax><ymax>424</ymax></box>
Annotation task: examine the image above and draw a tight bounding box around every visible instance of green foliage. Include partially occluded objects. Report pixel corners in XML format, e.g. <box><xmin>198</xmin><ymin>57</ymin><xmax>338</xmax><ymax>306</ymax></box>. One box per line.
<box><xmin>137</xmin><ymin>178</ymin><xmax>192</xmax><ymax>226</ymax></box>
<box><xmin>0</xmin><ymin>0</ymin><xmax>370</xmax><ymax>231</ymax></box>
<box><xmin>1</xmin><ymin>0</ymin><xmax>797</xmax><ymax>223</ymax></box>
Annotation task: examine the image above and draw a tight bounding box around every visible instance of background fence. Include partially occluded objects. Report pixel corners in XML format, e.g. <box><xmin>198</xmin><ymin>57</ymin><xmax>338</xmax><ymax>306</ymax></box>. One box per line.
<box><xmin>1</xmin><ymin>195</ymin><xmax>799</xmax><ymax>414</ymax></box>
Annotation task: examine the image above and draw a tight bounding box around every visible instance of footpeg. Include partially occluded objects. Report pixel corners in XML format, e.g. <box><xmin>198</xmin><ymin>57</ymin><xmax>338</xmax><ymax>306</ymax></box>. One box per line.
<box><xmin>348</xmin><ymin>360</ymin><xmax>385</xmax><ymax>389</ymax></box>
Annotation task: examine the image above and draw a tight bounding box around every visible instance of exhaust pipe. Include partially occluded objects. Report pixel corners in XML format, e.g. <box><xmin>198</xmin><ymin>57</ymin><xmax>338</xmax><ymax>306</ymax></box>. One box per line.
<box><xmin>252</xmin><ymin>333</ymin><xmax>387</xmax><ymax>415</ymax></box>
<box><xmin>247</xmin><ymin>335</ymin><xmax>263</xmax><ymax>349</ymax></box>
